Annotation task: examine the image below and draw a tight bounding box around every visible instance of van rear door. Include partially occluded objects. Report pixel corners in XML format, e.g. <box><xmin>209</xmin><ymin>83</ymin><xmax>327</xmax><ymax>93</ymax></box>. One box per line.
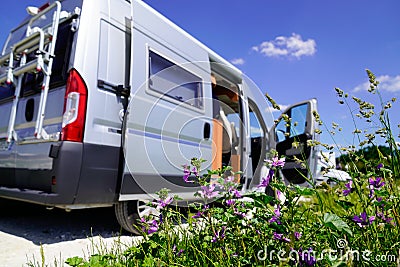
<box><xmin>269</xmin><ymin>99</ymin><xmax>319</xmax><ymax>186</ymax></box>
<box><xmin>0</xmin><ymin>1</ymin><xmax>81</xmax><ymax>194</ymax></box>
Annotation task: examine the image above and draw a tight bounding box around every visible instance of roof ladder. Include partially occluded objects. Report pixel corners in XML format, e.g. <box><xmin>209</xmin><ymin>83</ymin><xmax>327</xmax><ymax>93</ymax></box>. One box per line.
<box><xmin>1</xmin><ymin>1</ymin><xmax>62</xmax><ymax>143</ymax></box>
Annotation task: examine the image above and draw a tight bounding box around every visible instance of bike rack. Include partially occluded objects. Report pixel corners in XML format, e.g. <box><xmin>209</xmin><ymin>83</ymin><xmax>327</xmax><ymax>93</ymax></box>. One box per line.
<box><xmin>0</xmin><ymin>1</ymin><xmax>62</xmax><ymax>143</ymax></box>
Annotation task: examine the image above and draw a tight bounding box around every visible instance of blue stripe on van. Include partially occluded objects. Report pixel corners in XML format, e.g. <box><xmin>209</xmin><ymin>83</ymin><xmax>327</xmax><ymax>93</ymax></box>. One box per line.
<box><xmin>128</xmin><ymin>128</ymin><xmax>211</xmax><ymax>149</ymax></box>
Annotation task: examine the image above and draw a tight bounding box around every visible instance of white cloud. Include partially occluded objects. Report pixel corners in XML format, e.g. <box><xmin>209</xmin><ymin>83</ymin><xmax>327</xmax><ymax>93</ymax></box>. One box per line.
<box><xmin>352</xmin><ymin>75</ymin><xmax>400</xmax><ymax>93</ymax></box>
<box><xmin>231</xmin><ymin>58</ymin><xmax>245</xmax><ymax>65</ymax></box>
<box><xmin>250</xmin><ymin>126</ymin><xmax>263</xmax><ymax>137</ymax></box>
<box><xmin>265</xmin><ymin>104</ymin><xmax>289</xmax><ymax>113</ymax></box>
<box><xmin>252</xmin><ymin>33</ymin><xmax>316</xmax><ymax>59</ymax></box>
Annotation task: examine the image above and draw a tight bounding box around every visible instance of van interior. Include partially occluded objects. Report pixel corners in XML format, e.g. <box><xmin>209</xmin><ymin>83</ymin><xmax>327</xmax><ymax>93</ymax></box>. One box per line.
<box><xmin>210</xmin><ymin>71</ymin><xmax>242</xmax><ymax>182</ymax></box>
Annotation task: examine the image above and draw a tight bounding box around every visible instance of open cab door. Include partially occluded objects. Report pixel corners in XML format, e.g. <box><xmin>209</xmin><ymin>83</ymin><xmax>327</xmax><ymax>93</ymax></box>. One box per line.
<box><xmin>269</xmin><ymin>99</ymin><xmax>319</xmax><ymax>187</ymax></box>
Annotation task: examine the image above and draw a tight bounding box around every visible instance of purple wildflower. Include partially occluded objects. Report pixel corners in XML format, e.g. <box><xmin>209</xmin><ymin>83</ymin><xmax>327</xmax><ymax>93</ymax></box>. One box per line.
<box><xmin>192</xmin><ymin>210</ymin><xmax>204</xmax><ymax>219</ymax></box>
<box><xmin>172</xmin><ymin>245</ymin><xmax>184</xmax><ymax>257</ymax></box>
<box><xmin>145</xmin><ymin>220</ymin><xmax>158</xmax><ymax>234</ymax></box>
<box><xmin>300</xmin><ymin>248</ymin><xmax>317</xmax><ymax>266</ymax></box>
<box><xmin>377</xmin><ymin>163</ymin><xmax>383</xmax><ymax>169</ymax></box>
<box><xmin>232</xmin><ymin>189</ymin><xmax>242</xmax><ymax>198</ymax></box>
<box><xmin>369</xmin><ymin>189</ymin><xmax>375</xmax><ymax>199</ymax></box>
<box><xmin>274</xmin><ymin>205</ymin><xmax>281</xmax><ymax>217</ymax></box>
<box><xmin>267</xmin><ymin>157</ymin><xmax>286</xmax><ymax>168</ymax></box>
<box><xmin>141</xmin><ymin>218</ymin><xmax>148</xmax><ymax>233</ymax></box>
<box><xmin>276</xmin><ymin>190</ymin><xmax>282</xmax><ymax>200</ymax></box>
<box><xmin>192</xmin><ymin>166</ymin><xmax>199</xmax><ymax>177</ymax></box>
<box><xmin>258</xmin><ymin>157</ymin><xmax>285</xmax><ymax>188</ymax></box>
<box><xmin>353</xmin><ymin>212</ymin><xmax>375</xmax><ymax>227</ymax></box>
<box><xmin>198</xmin><ymin>184</ymin><xmax>219</xmax><ymax>199</ymax></box>
<box><xmin>258</xmin><ymin>169</ymin><xmax>274</xmax><ymax>188</ymax></box>
<box><xmin>234</xmin><ymin>208</ymin><xmax>246</xmax><ymax>218</ymax></box>
<box><xmin>342</xmin><ymin>180</ymin><xmax>353</xmax><ymax>196</ymax></box>
<box><xmin>155</xmin><ymin>196</ymin><xmax>173</xmax><ymax>209</ymax></box>
<box><xmin>294</xmin><ymin>231</ymin><xmax>302</xmax><ymax>240</ymax></box>
<box><xmin>183</xmin><ymin>165</ymin><xmax>193</xmax><ymax>183</ymax></box>
<box><xmin>273</xmin><ymin>232</ymin><xmax>283</xmax><ymax>240</ymax></box>
<box><xmin>211</xmin><ymin>226</ymin><xmax>226</xmax><ymax>243</ymax></box>
<box><xmin>377</xmin><ymin>212</ymin><xmax>395</xmax><ymax>225</ymax></box>
<box><xmin>177</xmin><ymin>249</ymin><xmax>184</xmax><ymax>257</ymax></box>
<box><xmin>269</xmin><ymin>205</ymin><xmax>281</xmax><ymax>224</ymax></box>
<box><xmin>273</xmin><ymin>232</ymin><xmax>291</xmax><ymax>243</ymax></box>
<box><xmin>225</xmin><ymin>176</ymin><xmax>234</xmax><ymax>183</ymax></box>
<box><xmin>369</xmin><ymin>177</ymin><xmax>385</xmax><ymax>189</ymax></box>
<box><xmin>368</xmin><ymin>177</ymin><xmax>385</xmax><ymax>199</ymax></box>
<box><xmin>226</xmin><ymin>199</ymin><xmax>236</xmax><ymax>206</ymax></box>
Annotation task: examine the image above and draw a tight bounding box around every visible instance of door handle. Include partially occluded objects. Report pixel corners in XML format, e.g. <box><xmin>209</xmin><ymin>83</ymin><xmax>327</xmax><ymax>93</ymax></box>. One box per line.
<box><xmin>203</xmin><ymin>122</ymin><xmax>211</xmax><ymax>140</ymax></box>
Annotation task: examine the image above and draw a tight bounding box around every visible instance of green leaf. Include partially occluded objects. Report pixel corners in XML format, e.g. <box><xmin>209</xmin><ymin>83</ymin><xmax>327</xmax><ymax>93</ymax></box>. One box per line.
<box><xmin>204</xmin><ymin>236</ymin><xmax>212</xmax><ymax>242</ymax></box>
<box><xmin>294</xmin><ymin>185</ymin><xmax>315</xmax><ymax>196</ymax></box>
<box><xmin>331</xmin><ymin>260</ymin><xmax>348</xmax><ymax>267</ymax></box>
<box><xmin>88</xmin><ymin>255</ymin><xmax>102</xmax><ymax>266</ymax></box>
<box><xmin>323</xmin><ymin>213</ymin><xmax>353</xmax><ymax>236</ymax></box>
<box><xmin>65</xmin><ymin>256</ymin><xmax>84</xmax><ymax>267</ymax></box>
<box><xmin>143</xmin><ymin>255</ymin><xmax>155</xmax><ymax>267</ymax></box>
<box><xmin>335</xmin><ymin>199</ymin><xmax>355</xmax><ymax>209</ymax></box>
<box><xmin>148</xmin><ymin>240</ymin><xmax>159</xmax><ymax>249</ymax></box>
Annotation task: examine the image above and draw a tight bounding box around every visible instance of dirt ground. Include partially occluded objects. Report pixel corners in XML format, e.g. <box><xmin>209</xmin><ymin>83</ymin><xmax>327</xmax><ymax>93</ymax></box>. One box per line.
<box><xmin>0</xmin><ymin>198</ymin><xmax>139</xmax><ymax>267</ymax></box>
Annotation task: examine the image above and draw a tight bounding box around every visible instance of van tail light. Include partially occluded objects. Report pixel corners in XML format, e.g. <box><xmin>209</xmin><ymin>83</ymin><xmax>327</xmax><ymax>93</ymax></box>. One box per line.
<box><xmin>61</xmin><ymin>69</ymin><xmax>87</xmax><ymax>142</ymax></box>
<box><xmin>38</xmin><ymin>3</ymin><xmax>50</xmax><ymax>12</ymax></box>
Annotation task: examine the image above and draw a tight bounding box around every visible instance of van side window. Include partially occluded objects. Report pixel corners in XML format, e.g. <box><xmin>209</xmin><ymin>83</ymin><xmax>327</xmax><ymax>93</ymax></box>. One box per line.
<box><xmin>148</xmin><ymin>50</ymin><xmax>203</xmax><ymax>108</ymax></box>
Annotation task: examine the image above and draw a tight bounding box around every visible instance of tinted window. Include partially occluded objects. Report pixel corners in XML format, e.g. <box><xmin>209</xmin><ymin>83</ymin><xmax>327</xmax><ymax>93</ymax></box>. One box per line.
<box><xmin>149</xmin><ymin>50</ymin><xmax>203</xmax><ymax>108</ymax></box>
<box><xmin>0</xmin><ymin>0</ymin><xmax>82</xmax><ymax>101</ymax></box>
<box><xmin>0</xmin><ymin>19</ymin><xmax>75</xmax><ymax>101</ymax></box>
<box><xmin>0</xmin><ymin>85</ymin><xmax>14</xmax><ymax>101</ymax></box>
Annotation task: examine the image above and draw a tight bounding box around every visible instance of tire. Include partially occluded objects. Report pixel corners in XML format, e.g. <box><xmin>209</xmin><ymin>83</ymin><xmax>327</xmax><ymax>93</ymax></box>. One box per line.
<box><xmin>114</xmin><ymin>200</ymin><xmax>160</xmax><ymax>234</ymax></box>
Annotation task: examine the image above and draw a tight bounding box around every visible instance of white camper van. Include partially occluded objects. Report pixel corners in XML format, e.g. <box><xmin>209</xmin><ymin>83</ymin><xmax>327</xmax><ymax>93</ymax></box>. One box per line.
<box><xmin>0</xmin><ymin>0</ymin><xmax>320</xmax><ymax>233</ymax></box>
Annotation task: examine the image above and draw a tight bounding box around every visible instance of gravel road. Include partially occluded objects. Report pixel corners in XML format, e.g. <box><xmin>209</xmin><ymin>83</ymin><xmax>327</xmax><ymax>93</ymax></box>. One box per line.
<box><xmin>0</xmin><ymin>198</ymin><xmax>140</xmax><ymax>267</ymax></box>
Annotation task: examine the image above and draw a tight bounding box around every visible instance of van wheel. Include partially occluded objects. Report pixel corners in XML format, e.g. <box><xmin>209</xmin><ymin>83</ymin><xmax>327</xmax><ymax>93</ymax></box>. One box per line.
<box><xmin>114</xmin><ymin>200</ymin><xmax>160</xmax><ymax>234</ymax></box>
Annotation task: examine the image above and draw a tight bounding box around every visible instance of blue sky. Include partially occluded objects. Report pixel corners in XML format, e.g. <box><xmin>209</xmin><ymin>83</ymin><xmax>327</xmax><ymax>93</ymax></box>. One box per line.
<box><xmin>1</xmin><ymin>0</ymin><xmax>399</xmax><ymax>150</ymax></box>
